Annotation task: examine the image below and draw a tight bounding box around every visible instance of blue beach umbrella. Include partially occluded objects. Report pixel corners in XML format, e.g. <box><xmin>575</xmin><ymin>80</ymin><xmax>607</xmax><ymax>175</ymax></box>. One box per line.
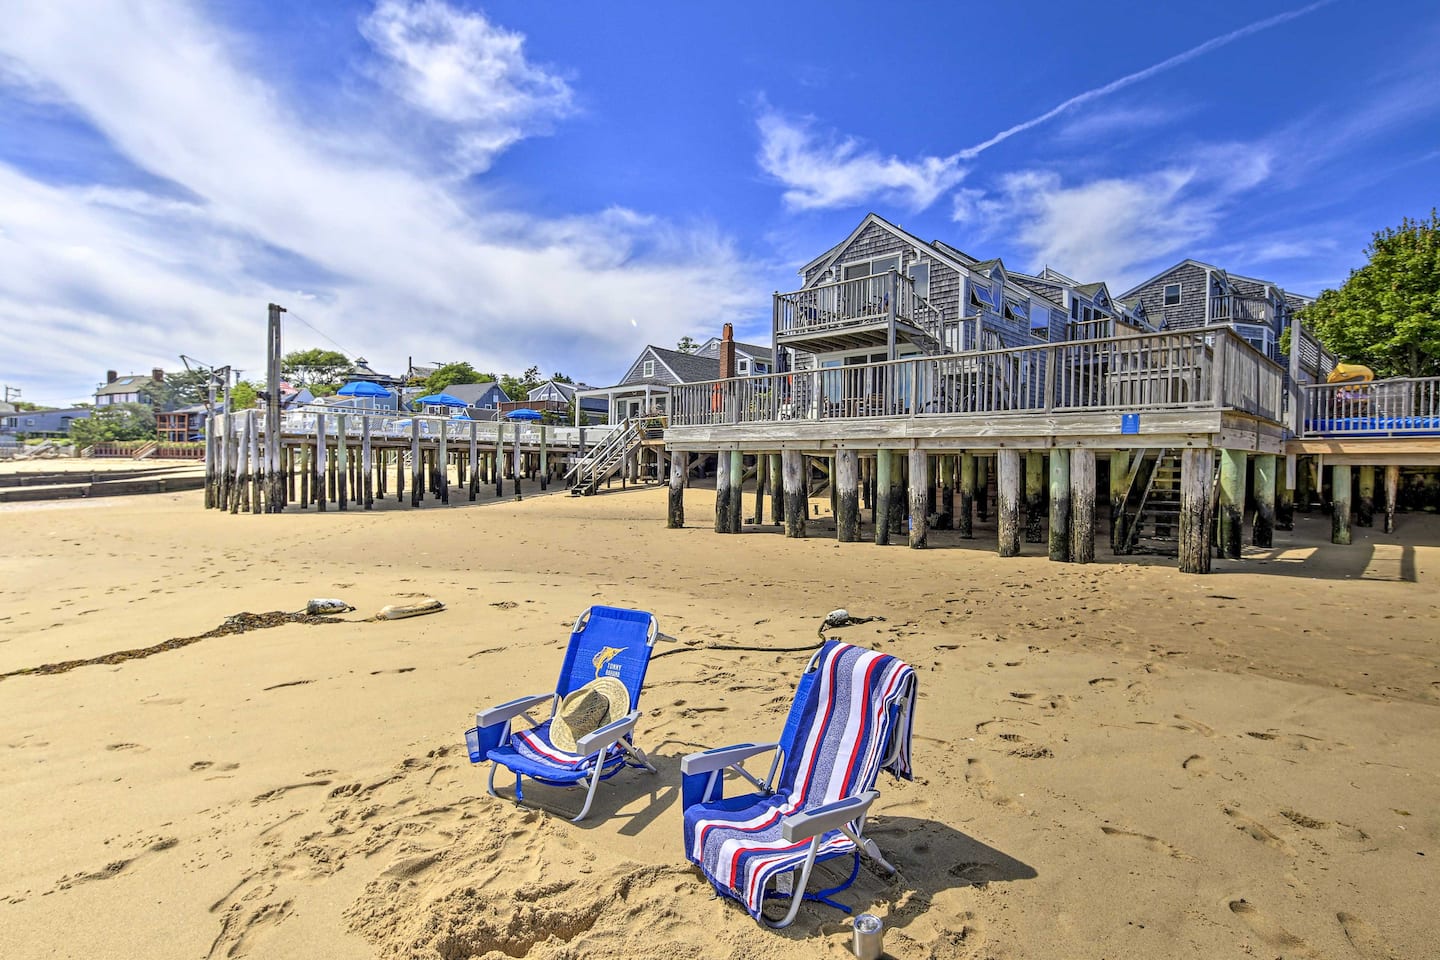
<box><xmin>416</xmin><ymin>393</ymin><xmax>468</xmax><ymax>408</ymax></box>
<box><xmin>506</xmin><ymin>408</ymin><xmax>543</xmax><ymax>420</ymax></box>
<box><xmin>337</xmin><ymin>380</ymin><xmax>392</xmax><ymax>399</ymax></box>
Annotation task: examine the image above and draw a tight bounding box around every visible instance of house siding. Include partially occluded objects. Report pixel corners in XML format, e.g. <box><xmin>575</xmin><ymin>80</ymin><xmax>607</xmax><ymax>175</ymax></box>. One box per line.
<box><xmin>620</xmin><ymin>349</ymin><xmax>680</xmax><ymax>386</ymax></box>
<box><xmin>1128</xmin><ymin>263</ymin><xmax>1212</xmax><ymax>330</ymax></box>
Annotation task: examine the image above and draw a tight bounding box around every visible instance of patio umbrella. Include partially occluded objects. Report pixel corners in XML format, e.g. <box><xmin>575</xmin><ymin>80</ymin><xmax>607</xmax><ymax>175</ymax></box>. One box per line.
<box><xmin>506</xmin><ymin>408</ymin><xmax>544</xmax><ymax>420</ymax></box>
<box><xmin>337</xmin><ymin>380</ymin><xmax>392</xmax><ymax>398</ymax></box>
<box><xmin>416</xmin><ymin>393</ymin><xmax>468</xmax><ymax>408</ymax></box>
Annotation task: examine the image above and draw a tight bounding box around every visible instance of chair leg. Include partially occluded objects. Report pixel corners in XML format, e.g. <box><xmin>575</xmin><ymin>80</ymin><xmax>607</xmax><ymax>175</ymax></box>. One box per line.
<box><xmin>571</xmin><ymin>766</ymin><xmax>604</xmax><ymax>823</ymax></box>
<box><xmin>626</xmin><ymin>744</ymin><xmax>658</xmax><ymax>774</ymax></box>
<box><xmin>763</xmin><ymin>837</ymin><xmax>822</xmax><ymax>929</ymax></box>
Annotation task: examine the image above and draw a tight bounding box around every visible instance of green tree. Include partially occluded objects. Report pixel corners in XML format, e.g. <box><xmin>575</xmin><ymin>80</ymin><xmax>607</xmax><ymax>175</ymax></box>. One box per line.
<box><xmin>228</xmin><ymin>381</ymin><xmax>259</xmax><ymax>410</ymax></box>
<box><xmin>69</xmin><ymin>402</ymin><xmax>155</xmax><ymax>447</ymax></box>
<box><xmin>1302</xmin><ymin>210</ymin><xmax>1440</xmax><ymax>378</ymax></box>
<box><xmin>281</xmin><ymin>349</ymin><xmax>354</xmax><ymax>391</ymax></box>
<box><xmin>497</xmin><ymin>365</ymin><xmax>542</xmax><ymax>402</ymax></box>
<box><xmin>676</xmin><ymin>336</ymin><xmax>698</xmax><ymax>353</ymax></box>
<box><xmin>423</xmin><ymin>362</ymin><xmax>485</xmax><ymax>395</ymax></box>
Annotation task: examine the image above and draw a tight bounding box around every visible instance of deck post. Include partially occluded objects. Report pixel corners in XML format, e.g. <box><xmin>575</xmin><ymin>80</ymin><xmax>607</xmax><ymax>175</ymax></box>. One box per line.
<box><xmin>907</xmin><ymin>448</ymin><xmax>928</xmax><ymax>548</ymax></box>
<box><xmin>714</xmin><ymin>450</ymin><xmax>731</xmax><ymax>534</ymax></box>
<box><xmin>874</xmin><ymin>450</ymin><xmax>892</xmax><ymax>546</ymax></box>
<box><xmin>410</xmin><ymin>418</ymin><xmax>422</xmax><ymax>507</ymax></box>
<box><xmin>769</xmin><ymin>452</ymin><xmax>782</xmax><ymax>524</ymax></box>
<box><xmin>667</xmin><ymin>446</ymin><xmax>685</xmax><ymax>528</ymax></box>
<box><xmin>285</xmin><ymin>445</ymin><xmax>296</xmax><ymax>505</ymax></box>
<box><xmin>1252</xmin><ymin>454</ymin><xmax>1275</xmax><ymax>547</ymax></box>
<box><xmin>540</xmin><ymin>424</ymin><xmax>548</xmax><ymax>490</ymax></box>
<box><xmin>395</xmin><ymin>443</ymin><xmax>405</xmax><ymax>503</ymax></box>
<box><xmin>337</xmin><ymin>414</ymin><xmax>348</xmax><ymax>511</ymax></box>
<box><xmin>782</xmin><ymin>449</ymin><xmax>806</xmax><ymax>538</ymax></box>
<box><xmin>753</xmin><ymin>452</ymin><xmax>768</xmax><ymax>525</ymax></box>
<box><xmin>1179</xmin><ymin>449</ymin><xmax>1214</xmax><ymax>574</ymax></box>
<box><xmin>1218</xmin><ymin>449</ymin><xmax>1245</xmax><ymax>559</ymax></box>
<box><xmin>975</xmin><ymin>456</ymin><xmax>989</xmax><ymax>521</ymax></box>
<box><xmin>1356</xmin><ymin>465</ymin><xmax>1375</xmax><ymax>527</ymax></box>
<box><xmin>861</xmin><ymin>456</ymin><xmax>874</xmax><ymax>513</ymax></box>
<box><xmin>216</xmin><ymin>414</ymin><xmax>230</xmax><ymax>511</ymax></box>
<box><xmin>888</xmin><ymin>451</ymin><xmax>905</xmax><ymax>537</ymax></box>
<box><xmin>1331</xmin><ymin>465</ymin><xmax>1352</xmax><ymax>545</ymax></box>
<box><xmin>728</xmin><ymin>449</ymin><xmax>743</xmax><ymax>532</ymax></box>
<box><xmin>1070</xmin><ymin>449</ymin><xmax>1096</xmax><ymax>564</ymax></box>
<box><xmin>362</xmin><ymin>416</ymin><xmax>373</xmax><ymax>510</ymax></box>
<box><xmin>1277</xmin><ymin>464</ymin><xmax>1295</xmax><ymax>530</ymax></box>
<box><xmin>936</xmin><ymin>454</ymin><xmax>953</xmax><ymax>529</ymax></box>
<box><xmin>837</xmin><ymin>449</ymin><xmax>860</xmax><ymax>542</ymax></box>
<box><xmin>249</xmin><ymin>409</ymin><xmax>262</xmax><ymax>514</ymax></box>
<box><xmin>958</xmin><ymin>452</ymin><xmax>975</xmax><ymax>538</ymax></box>
<box><xmin>438</xmin><ymin>421</ymin><xmax>449</xmax><ymax>504</ymax></box>
<box><xmin>315</xmin><ymin>413</ymin><xmax>326</xmax><ymax>512</ymax></box>
<box><xmin>469</xmin><ymin>422</ymin><xmax>479</xmax><ymax>501</ymax></box>
<box><xmin>1109</xmin><ymin>451</ymin><xmax>1130</xmax><ymax>552</ymax></box>
<box><xmin>205</xmin><ymin>416</ymin><xmax>217</xmax><ymax>508</ymax></box>
<box><xmin>997</xmin><ymin>448</ymin><xmax>1020</xmax><ymax>557</ymax></box>
<box><xmin>495</xmin><ymin>422</ymin><xmax>505</xmax><ymax>498</ymax></box>
<box><xmin>233</xmin><ymin>412</ymin><xmax>249</xmax><ymax>514</ymax></box>
<box><xmin>300</xmin><ymin>435</ymin><xmax>310</xmax><ymax>509</ymax></box>
<box><xmin>1383</xmin><ymin>464</ymin><xmax>1399</xmax><ymax>533</ymax></box>
<box><xmin>1024</xmin><ymin>451</ymin><xmax>1044</xmax><ymax>543</ymax></box>
<box><xmin>1049</xmin><ymin>449</ymin><xmax>1070</xmax><ymax>562</ymax></box>
<box><xmin>1296</xmin><ymin>455</ymin><xmax>1313</xmax><ymax>512</ymax></box>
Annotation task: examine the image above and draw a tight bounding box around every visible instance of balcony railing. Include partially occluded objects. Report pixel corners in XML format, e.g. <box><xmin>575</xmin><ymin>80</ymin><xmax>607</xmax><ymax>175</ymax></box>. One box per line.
<box><xmin>1301</xmin><ymin>377</ymin><xmax>1440</xmax><ymax>436</ymax></box>
<box><xmin>776</xmin><ymin>271</ymin><xmax>948</xmax><ymax>344</ymax></box>
<box><xmin>671</xmin><ymin>327</ymin><xmax>1284</xmax><ymax>428</ymax></box>
<box><xmin>1210</xmin><ymin>295</ymin><xmax>1271</xmax><ymax>323</ymax></box>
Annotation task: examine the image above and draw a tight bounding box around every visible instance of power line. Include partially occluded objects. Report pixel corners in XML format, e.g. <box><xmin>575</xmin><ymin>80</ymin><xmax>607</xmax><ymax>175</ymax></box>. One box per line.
<box><xmin>284</xmin><ymin>309</ymin><xmax>356</xmax><ymax>359</ymax></box>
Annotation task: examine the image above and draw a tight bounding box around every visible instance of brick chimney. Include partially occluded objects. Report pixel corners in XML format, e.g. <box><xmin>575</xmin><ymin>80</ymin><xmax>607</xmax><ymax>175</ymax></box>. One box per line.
<box><xmin>106</xmin><ymin>370</ymin><xmax>118</xmax><ymax>383</ymax></box>
<box><xmin>719</xmin><ymin>323</ymin><xmax>736</xmax><ymax>379</ymax></box>
<box><xmin>152</xmin><ymin>367</ymin><xmax>164</xmax><ymax>382</ymax></box>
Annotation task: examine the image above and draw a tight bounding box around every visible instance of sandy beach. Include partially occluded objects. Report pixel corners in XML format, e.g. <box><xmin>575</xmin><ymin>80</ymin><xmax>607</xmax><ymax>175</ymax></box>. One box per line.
<box><xmin>1</xmin><ymin>483</ymin><xmax>1436</xmax><ymax>960</ymax></box>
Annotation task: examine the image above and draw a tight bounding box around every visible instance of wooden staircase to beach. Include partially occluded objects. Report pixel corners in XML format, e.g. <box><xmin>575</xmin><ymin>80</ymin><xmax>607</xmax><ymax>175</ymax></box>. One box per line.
<box><xmin>1115</xmin><ymin>449</ymin><xmax>1184</xmax><ymax>555</ymax></box>
<box><xmin>566</xmin><ymin>418</ymin><xmax>648</xmax><ymax>496</ymax></box>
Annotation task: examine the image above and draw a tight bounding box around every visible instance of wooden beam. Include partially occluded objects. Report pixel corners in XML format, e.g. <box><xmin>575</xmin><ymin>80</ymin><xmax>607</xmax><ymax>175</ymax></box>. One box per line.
<box><xmin>908</xmin><ymin>448</ymin><xmax>928</xmax><ymax>549</ymax></box>
<box><xmin>1024</xmin><ymin>451</ymin><xmax>1044</xmax><ymax>543</ymax></box>
<box><xmin>1384</xmin><ymin>464</ymin><xmax>1399</xmax><ymax>534</ymax></box>
<box><xmin>1356</xmin><ymin>465</ymin><xmax>1375</xmax><ymax>527</ymax></box>
<box><xmin>1252</xmin><ymin>453</ymin><xmax>1275</xmax><ymax>548</ymax></box>
<box><xmin>1179</xmin><ymin>449</ymin><xmax>1214</xmax><ymax>574</ymax></box>
<box><xmin>935</xmin><ymin>454</ymin><xmax>953</xmax><ymax>530</ymax></box>
<box><xmin>667</xmin><ymin>445</ymin><xmax>685</xmax><ymax>529</ymax></box>
<box><xmin>997</xmin><ymin>448</ymin><xmax>1020</xmax><ymax>557</ymax></box>
<box><xmin>1049</xmin><ymin>449</ymin><xmax>1070</xmax><ymax>562</ymax></box>
<box><xmin>1331</xmin><ymin>464</ymin><xmax>1352</xmax><ymax>545</ymax></box>
<box><xmin>837</xmin><ymin>449</ymin><xmax>860</xmax><ymax>543</ymax></box>
<box><xmin>782</xmin><ymin>449</ymin><xmax>806</xmax><ymax>538</ymax></box>
<box><xmin>1218</xmin><ymin>449</ymin><xmax>1245</xmax><ymax>559</ymax></box>
<box><xmin>1069</xmin><ymin>449</ymin><xmax>1095</xmax><ymax>564</ymax></box>
<box><xmin>958</xmin><ymin>452</ymin><xmax>975</xmax><ymax>539</ymax></box>
<box><xmin>714</xmin><ymin>449</ymin><xmax>731</xmax><ymax>534</ymax></box>
<box><xmin>874</xmin><ymin>450</ymin><xmax>892</xmax><ymax>546</ymax></box>
<box><xmin>1109</xmin><ymin>451</ymin><xmax>1129</xmax><ymax>553</ymax></box>
<box><xmin>728</xmin><ymin>448</ymin><xmax>743</xmax><ymax>533</ymax></box>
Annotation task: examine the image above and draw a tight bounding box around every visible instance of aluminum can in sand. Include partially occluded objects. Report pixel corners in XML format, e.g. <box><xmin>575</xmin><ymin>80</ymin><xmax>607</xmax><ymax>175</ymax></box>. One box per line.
<box><xmin>853</xmin><ymin>913</ymin><xmax>883</xmax><ymax>960</ymax></box>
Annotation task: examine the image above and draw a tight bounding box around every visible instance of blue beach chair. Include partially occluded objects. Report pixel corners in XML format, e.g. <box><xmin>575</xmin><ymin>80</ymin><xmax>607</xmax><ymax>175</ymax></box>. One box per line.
<box><xmin>680</xmin><ymin>640</ymin><xmax>917</xmax><ymax>927</ymax></box>
<box><xmin>465</xmin><ymin>606</ymin><xmax>660</xmax><ymax>822</ymax></box>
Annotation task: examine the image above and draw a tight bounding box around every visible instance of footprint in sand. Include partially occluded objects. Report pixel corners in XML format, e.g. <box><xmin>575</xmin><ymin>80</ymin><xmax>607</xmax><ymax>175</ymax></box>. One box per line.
<box><xmin>964</xmin><ymin>758</ymin><xmax>1021</xmax><ymax>811</ymax></box>
<box><xmin>1280</xmin><ymin>809</ymin><xmax>1370</xmax><ymax>842</ymax></box>
<box><xmin>1181</xmin><ymin>754</ymin><xmax>1210</xmax><ymax>776</ymax></box>
<box><xmin>996</xmin><ymin>732</ymin><xmax>1053</xmax><ymax>759</ymax></box>
<box><xmin>1101</xmin><ymin>826</ymin><xmax>1196</xmax><ymax>862</ymax></box>
<box><xmin>1222</xmin><ymin>807</ymin><xmax>1295</xmax><ymax>855</ymax></box>
<box><xmin>1337</xmin><ymin>912</ymin><xmax>1402</xmax><ymax>960</ymax></box>
<box><xmin>1173</xmin><ymin>715</ymin><xmax>1216</xmax><ymax>737</ymax></box>
<box><xmin>1227</xmin><ymin>899</ymin><xmax>1313</xmax><ymax>956</ymax></box>
<box><xmin>106</xmin><ymin>743</ymin><xmax>147</xmax><ymax>752</ymax></box>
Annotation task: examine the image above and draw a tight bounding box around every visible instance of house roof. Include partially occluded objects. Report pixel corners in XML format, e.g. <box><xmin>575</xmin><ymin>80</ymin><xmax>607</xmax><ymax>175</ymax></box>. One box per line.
<box><xmin>437</xmin><ymin>381</ymin><xmax>508</xmax><ymax>405</ymax></box>
<box><xmin>1118</xmin><ymin>259</ymin><xmax>1316</xmax><ymax>304</ymax></box>
<box><xmin>649</xmin><ymin>345</ymin><xmax>720</xmax><ymax>383</ymax></box>
<box><xmin>695</xmin><ymin>338</ymin><xmax>774</xmax><ymax>364</ymax></box>
<box><xmin>1076</xmin><ymin>282</ymin><xmax>1107</xmax><ymax>297</ymax></box>
<box><xmin>95</xmin><ymin>375</ymin><xmax>153</xmax><ymax>396</ymax></box>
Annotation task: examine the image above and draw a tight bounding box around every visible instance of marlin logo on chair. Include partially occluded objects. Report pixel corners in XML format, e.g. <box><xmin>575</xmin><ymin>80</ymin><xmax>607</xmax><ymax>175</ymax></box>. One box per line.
<box><xmin>592</xmin><ymin>645</ymin><xmax>625</xmax><ymax>678</ymax></box>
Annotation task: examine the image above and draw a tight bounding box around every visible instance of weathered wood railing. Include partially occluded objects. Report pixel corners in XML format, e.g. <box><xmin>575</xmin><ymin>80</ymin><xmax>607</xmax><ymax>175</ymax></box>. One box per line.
<box><xmin>671</xmin><ymin>327</ymin><xmax>1285</xmax><ymax>427</ymax></box>
<box><xmin>1301</xmin><ymin>376</ymin><xmax>1440</xmax><ymax>436</ymax></box>
<box><xmin>775</xmin><ymin>270</ymin><xmax>948</xmax><ymax>341</ymax></box>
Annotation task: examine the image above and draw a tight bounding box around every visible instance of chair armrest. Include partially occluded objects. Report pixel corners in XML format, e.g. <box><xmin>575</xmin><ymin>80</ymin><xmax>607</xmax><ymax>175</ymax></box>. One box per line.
<box><xmin>680</xmin><ymin>742</ymin><xmax>781</xmax><ymax>777</ymax></box>
<box><xmin>476</xmin><ymin>692</ymin><xmax>553</xmax><ymax>728</ymax></box>
<box><xmin>781</xmin><ymin>791</ymin><xmax>879</xmax><ymax>842</ymax></box>
<box><xmin>573</xmin><ymin>710</ymin><xmax>639</xmax><ymax>757</ymax></box>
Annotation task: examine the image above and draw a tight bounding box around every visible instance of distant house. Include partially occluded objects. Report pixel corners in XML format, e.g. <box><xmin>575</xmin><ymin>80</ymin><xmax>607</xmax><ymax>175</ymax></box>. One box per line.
<box><xmin>576</xmin><ymin>346</ymin><xmax>720</xmax><ymax>423</ymax></box>
<box><xmin>693</xmin><ymin>338</ymin><xmax>774</xmax><ymax>376</ymax></box>
<box><xmin>429</xmin><ymin>380</ymin><xmax>509</xmax><ymax>419</ymax></box>
<box><xmin>0</xmin><ymin>406</ymin><xmax>94</xmax><ymax>438</ymax></box>
<box><xmin>1120</xmin><ymin>260</ymin><xmax>1315</xmax><ymax>363</ymax></box>
<box><xmin>156</xmin><ymin>404</ymin><xmax>208</xmax><ymax>442</ymax></box>
<box><xmin>95</xmin><ymin>368</ymin><xmax>164</xmax><ymax>406</ymax></box>
<box><xmin>496</xmin><ymin>380</ymin><xmax>608</xmax><ymax>424</ymax></box>
<box><xmin>344</xmin><ymin>357</ymin><xmax>405</xmax><ymax>389</ymax></box>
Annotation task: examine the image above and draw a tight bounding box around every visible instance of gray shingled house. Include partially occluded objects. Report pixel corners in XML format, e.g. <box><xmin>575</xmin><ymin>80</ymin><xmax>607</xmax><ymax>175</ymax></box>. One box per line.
<box><xmin>577</xmin><ymin>346</ymin><xmax>720</xmax><ymax>423</ymax></box>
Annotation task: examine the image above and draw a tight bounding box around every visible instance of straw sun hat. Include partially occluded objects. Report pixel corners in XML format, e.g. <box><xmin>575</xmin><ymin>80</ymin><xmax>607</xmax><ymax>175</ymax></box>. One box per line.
<box><xmin>550</xmin><ymin>676</ymin><xmax>630</xmax><ymax>753</ymax></box>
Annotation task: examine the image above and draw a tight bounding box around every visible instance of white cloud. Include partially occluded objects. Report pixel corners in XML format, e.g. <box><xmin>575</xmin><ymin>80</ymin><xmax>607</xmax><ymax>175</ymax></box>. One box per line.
<box><xmin>756</xmin><ymin>108</ymin><xmax>966</xmax><ymax>212</ymax></box>
<box><xmin>0</xmin><ymin>0</ymin><xmax>758</xmax><ymax>405</ymax></box>
<box><xmin>359</xmin><ymin>0</ymin><xmax>573</xmax><ymax>174</ymax></box>
<box><xmin>957</xmin><ymin>145</ymin><xmax>1274</xmax><ymax>289</ymax></box>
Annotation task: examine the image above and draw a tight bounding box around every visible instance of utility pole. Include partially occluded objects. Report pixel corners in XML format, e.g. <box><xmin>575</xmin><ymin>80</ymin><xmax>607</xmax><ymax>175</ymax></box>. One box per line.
<box><xmin>266</xmin><ymin>303</ymin><xmax>286</xmax><ymax>512</ymax></box>
<box><xmin>2</xmin><ymin>385</ymin><xmax>20</xmax><ymax>404</ymax></box>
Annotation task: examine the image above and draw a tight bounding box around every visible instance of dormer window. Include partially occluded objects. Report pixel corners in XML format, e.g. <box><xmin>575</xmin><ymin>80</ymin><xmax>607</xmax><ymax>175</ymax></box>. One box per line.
<box><xmin>970</xmin><ymin>284</ymin><xmax>997</xmax><ymax>311</ymax></box>
<box><xmin>642</xmin><ymin>359</ymin><xmax>655</xmax><ymax>378</ymax></box>
<box><xmin>737</xmin><ymin>359</ymin><xmax>750</xmax><ymax>375</ymax></box>
<box><xmin>1004</xmin><ymin>300</ymin><xmax>1028</xmax><ymax>323</ymax></box>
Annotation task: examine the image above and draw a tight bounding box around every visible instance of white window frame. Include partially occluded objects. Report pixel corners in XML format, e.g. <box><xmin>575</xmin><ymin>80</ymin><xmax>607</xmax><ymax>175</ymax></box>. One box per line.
<box><xmin>642</xmin><ymin>359</ymin><xmax>655</xmax><ymax>378</ymax></box>
<box><xmin>1163</xmin><ymin>283</ymin><xmax>1182</xmax><ymax>306</ymax></box>
<box><xmin>840</xmin><ymin>253</ymin><xmax>902</xmax><ymax>281</ymax></box>
<box><xmin>737</xmin><ymin>359</ymin><xmax>750</xmax><ymax>375</ymax></box>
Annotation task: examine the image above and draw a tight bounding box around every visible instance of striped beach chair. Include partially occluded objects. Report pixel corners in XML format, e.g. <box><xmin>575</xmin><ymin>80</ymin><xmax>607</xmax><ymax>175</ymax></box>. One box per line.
<box><xmin>465</xmin><ymin>606</ymin><xmax>660</xmax><ymax>822</ymax></box>
<box><xmin>680</xmin><ymin>640</ymin><xmax>917</xmax><ymax>927</ymax></box>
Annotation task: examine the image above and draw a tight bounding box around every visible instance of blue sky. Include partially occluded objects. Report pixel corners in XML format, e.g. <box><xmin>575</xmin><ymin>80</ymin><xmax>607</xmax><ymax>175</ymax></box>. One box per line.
<box><xmin>2</xmin><ymin>0</ymin><xmax>1437</xmax><ymax>405</ymax></box>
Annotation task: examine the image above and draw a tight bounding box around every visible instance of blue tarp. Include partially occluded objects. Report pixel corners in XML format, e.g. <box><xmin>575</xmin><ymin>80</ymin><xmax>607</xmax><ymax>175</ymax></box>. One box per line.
<box><xmin>1306</xmin><ymin>416</ymin><xmax>1440</xmax><ymax>437</ymax></box>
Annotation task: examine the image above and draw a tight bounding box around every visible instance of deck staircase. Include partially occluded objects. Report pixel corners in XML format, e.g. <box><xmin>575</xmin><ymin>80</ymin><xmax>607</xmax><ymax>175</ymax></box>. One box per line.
<box><xmin>1114</xmin><ymin>449</ymin><xmax>1184</xmax><ymax>555</ymax></box>
<box><xmin>566</xmin><ymin>418</ymin><xmax>648</xmax><ymax>496</ymax></box>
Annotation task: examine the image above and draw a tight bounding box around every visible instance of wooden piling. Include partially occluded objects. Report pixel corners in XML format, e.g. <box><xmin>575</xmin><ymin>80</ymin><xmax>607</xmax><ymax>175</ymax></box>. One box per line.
<box><xmin>1331</xmin><ymin>465</ymin><xmax>1352</xmax><ymax>545</ymax></box>
<box><xmin>249</xmin><ymin>410</ymin><xmax>262</xmax><ymax>515</ymax></box>
<box><xmin>285</xmin><ymin>445</ymin><xmax>296</xmax><ymax>505</ymax></box>
<box><xmin>888</xmin><ymin>451</ymin><xmax>905</xmax><ymax>536</ymax></box>
<box><xmin>1069</xmin><ymin>449</ymin><xmax>1096</xmax><ymax>564</ymax></box>
<box><xmin>1109</xmin><ymin>451</ymin><xmax>1129</xmax><ymax>552</ymax></box>
<box><xmin>1178</xmin><ymin>449</ymin><xmax>1214</xmax><ymax>574</ymax></box>
<box><xmin>668</xmin><ymin>447</ymin><xmax>685</xmax><ymax>528</ymax></box>
<box><xmin>997</xmin><ymin>448</ymin><xmax>1020</xmax><ymax>557</ymax></box>
<box><xmin>300</xmin><ymin>439</ymin><xmax>311</xmax><ymax>509</ymax></box>
<box><xmin>975</xmin><ymin>456</ymin><xmax>989</xmax><ymax>521</ymax></box>
<box><xmin>495</xmin><ymin>422</ymin><xmax>505</xmax><ymax>498</ymax></box>
<box><xmin>874</xmin><ymin>450</ymin><xmax>892</xmax><ymax>546</ymax></box>
<box><xmin>1356</xmin><ymin>465</ymin><xmax>1375</xmax><ymax>527</ymax></box>
<box><xmin>754</xmin><ymin>452</ymin><xmax>768</xmax><ymax>526</ymax></box>
<box><xmin>1296</xmin><ymin>456</ymin><xmax>1313</xmax><ymax>512</ymax></box>
<box><xmin>1384</xmin><ymin>464</ymin><xmax>1399</xmax><ymax>533</ymax></box>
<box><xmin>1024</xmin><ymin>451</ymin><xmax>1044</xmax><ymax>543</ymax></box>
<box><xmin>1218</xmin><ymin>449</ymin><xmax>1245</xmax><ymax>559</ymax></box>
<box><xmin>410</xmin><ymin>419</ymin><xmax>422</xmax><ymax>507</ymax></box>
<box><xmin>233</xmin><ymin>412</ymin><xmax>249</xmax><ymax>514</ymax></box>
<box><xmin>1252</xmin><ymin>454</ymin><xmax>1275</xmax><ymax>547</ymax></box>
<box><xmin>769</xmin><ymin>453</ymin><xmax>782</xmax><ymax>525</ymax></box>
<box><xmin>958</xmin><ymin>452</ymin><xmax>975</xmax><ymax>539</ymax></box>
<box><xmin>728</xmin><ymin>449</ymin><xmax>743</xmax><ymax>533</ymax></box>
<box><xmin>362</xmin><ymin>417</ymin><xmax>373</xmax><ymax>509</ymax></box>
<box><xmin>836</xmin><ymin>449</ymin><xmax>860</xmax><ymax>542</ymax></box>
<box><xmin>469</xmin><ymin>423</ymin><xmax>479</xmax><ymax>501</ymax></box>
<box><xmin>935</xmin><ymin>455</ymin><xmax>953</xmax><ymax>530</ymax></box>
<box><xmin>438</xmin><ymin>422</ymin><xmax>449</xmax><ymax>504</ymax></box>
<box><xmin>315</xmin><ymin>413</ymin><xmax>327</xmax><ymax>512</ymax></box>
<box><xmin>907</xmin><ymin>448</ymin><xmax>929</xmax><ymax>548</ymax></box>
<box><xmin>336</xmin><ymin>414</ymin><xmax>348</xmax><ymax>511</ymax></box>
<box><xmin>539</xmin><ymin>425</ymin><xmax>548</xmax><ymax>491</ymax></box>
<box><xmin>782</xmin><ymin>449</ymin><xmax>806</xmax><ymax>538</ymax></box>
<box><xmin>1277</xmin><ymin>458</ymin><xmax>1294</xmax><ymax>530</ymax></box>
<box><xmin>1049</xmin><ymin>449</ymin><xmax>1070</xmax><ymax>562</ymax></box>
<box><xmin>714</xmin><ymin>449</ymin><xmax>731</xmax><ymax>534</ymax></box>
